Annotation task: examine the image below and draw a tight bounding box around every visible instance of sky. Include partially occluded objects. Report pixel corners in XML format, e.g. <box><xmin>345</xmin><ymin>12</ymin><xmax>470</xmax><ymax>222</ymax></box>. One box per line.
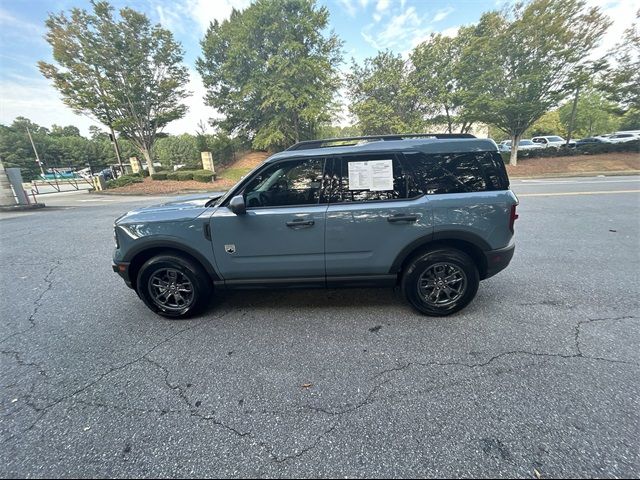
<box><xmin>0</xmin><ymin>0</ymin><xmax>636</xmax><ymax>136</ymax></box>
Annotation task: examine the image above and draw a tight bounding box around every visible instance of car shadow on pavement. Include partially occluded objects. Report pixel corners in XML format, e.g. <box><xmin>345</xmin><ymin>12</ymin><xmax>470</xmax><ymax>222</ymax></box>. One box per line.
<box><xmin>215</xmin><ymin>287</ymin><xmax>407</xmax><ymax>311</ymax></box>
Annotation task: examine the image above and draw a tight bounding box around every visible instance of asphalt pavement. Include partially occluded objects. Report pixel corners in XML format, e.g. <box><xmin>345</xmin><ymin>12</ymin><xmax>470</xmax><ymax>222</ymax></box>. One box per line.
<box><xmin>1</xmin><ymin>175</ymin><xmax>639</xmax><ymax>478</ymax></box>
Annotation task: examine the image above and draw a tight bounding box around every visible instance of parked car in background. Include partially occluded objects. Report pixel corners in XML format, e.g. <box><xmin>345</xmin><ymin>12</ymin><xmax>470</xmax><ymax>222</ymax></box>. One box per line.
<box><xmin>575</xmin><ymin>137</ymin><xmax>612</xmax><ymax>147</ymax></box>
<box><xmin>531</xmin><ymin>136</ymin><xmax>575</xmax><ymax>148</ymax></box>
<box><xmin>497</xmin><ymin>139</ymin><xmax>543</xmax><ymax>152</ymax></box>
<box><xmin>607</xmin><ymin>133</ymin><xmax>640</xmax><ymax>143</ymax></box>
<box><xmin>497</xmin><ymin>140</ymin><xmax>511</xmax><ymax>152</ymax></box>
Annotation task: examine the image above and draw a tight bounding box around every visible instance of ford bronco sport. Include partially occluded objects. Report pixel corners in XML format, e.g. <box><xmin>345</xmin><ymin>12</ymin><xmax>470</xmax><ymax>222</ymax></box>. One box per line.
<box><xmin>113</xmin><ymin>134</ymin><xmax>518</xmax><ymax>318</ymax></box>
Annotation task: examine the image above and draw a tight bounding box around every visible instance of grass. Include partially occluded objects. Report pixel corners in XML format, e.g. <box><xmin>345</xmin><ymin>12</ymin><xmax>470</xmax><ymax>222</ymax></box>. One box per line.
<box><xmin>220</xmin><ymin>167</ymin><xmax>252</xmax><ymax>183</ymax></box>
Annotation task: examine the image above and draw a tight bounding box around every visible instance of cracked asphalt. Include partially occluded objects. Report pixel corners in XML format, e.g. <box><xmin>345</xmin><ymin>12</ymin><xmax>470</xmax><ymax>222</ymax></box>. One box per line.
<box><xmin>1</xmin><ymin>176</ymin><xmax>639</xmax><ymax>478</ymax></box>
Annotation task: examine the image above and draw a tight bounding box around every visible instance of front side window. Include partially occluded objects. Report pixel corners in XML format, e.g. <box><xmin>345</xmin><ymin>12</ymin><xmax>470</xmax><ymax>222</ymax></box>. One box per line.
<box><xmin>242</xmin><ymin>158</ymin><xmax>325</xmax><ymax>208</ymax></box>
<box><xmin>404</xmin><ymin>151</ymin><xmax>508</xmax><ymax>195</ymax></box>
<box><xmin>326</xmin><ymin>154</ymin><xmax>420</xmax><ymax>203</ymax></box>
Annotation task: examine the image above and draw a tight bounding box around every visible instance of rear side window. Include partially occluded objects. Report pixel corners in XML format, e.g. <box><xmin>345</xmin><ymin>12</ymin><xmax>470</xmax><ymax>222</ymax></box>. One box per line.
<box><xmin>404</xmin><ymin>151</ymin><xmax>509</xmax><ymax>195</ymax></box>
<box><xmin>326</xmin><ymin>154</ymin><xmax>421</xmax><ymax>203</ymax></box>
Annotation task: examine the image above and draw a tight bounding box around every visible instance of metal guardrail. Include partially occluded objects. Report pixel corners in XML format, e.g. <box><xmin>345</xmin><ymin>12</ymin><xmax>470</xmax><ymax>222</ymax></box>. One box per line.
<box><xmin>30</xmin><ymin>176</ymin><xmax>94</xmax><ymax>195</ymax></box>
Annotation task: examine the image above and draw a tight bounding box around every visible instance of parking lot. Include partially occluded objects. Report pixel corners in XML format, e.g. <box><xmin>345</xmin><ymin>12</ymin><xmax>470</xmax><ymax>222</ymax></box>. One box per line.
<box><xmin>1</xmin><ymin>175</ymin><xmax>638</xmax><ymax>477</ymax></box>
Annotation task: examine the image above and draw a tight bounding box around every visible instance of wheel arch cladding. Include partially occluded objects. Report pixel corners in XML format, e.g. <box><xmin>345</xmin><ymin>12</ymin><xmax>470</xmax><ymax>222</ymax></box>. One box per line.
<box><xmin>391</xmin><ymin>235</ymin><xmax>488</xmax><ymax>280</ymax></box>
<box><xmin>127</xmin><ymin>245</ymin><xmax>218</xmax><ymax>289</ymax></box>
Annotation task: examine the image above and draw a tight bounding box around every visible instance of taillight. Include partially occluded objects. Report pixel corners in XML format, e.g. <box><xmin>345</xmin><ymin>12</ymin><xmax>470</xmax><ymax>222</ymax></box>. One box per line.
<box><xmin>509</xmin><ymin>204</ymin><xmax>519</xmax><ymax>233</ymax></box>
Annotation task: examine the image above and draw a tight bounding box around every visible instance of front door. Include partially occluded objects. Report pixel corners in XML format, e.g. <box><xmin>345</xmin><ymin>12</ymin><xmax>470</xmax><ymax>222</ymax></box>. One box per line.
<box><xmin>210</xmin><ymin>157</ymin><xmax>328</xmax><ymax>284</ymax></box>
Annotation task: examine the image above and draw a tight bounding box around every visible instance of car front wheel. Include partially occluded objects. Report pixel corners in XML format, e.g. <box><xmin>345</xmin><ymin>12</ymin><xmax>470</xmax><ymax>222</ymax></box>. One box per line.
<box><xmin>402</xmin><ymin>248</ymin><xmax>479</xmax><ymax>316</ymax></box>
<box><xmin>136</xmin><ymin>254</ymin><xmax>212</xmax><ymax>319</ymax></box>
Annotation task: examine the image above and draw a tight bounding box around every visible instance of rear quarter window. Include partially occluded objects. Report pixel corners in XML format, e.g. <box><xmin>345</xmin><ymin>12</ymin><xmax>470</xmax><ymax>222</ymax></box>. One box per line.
<box><xmin>403</xmin><ymin>150</ymin><xmax>509</xmax><ymax>195</ymax></box>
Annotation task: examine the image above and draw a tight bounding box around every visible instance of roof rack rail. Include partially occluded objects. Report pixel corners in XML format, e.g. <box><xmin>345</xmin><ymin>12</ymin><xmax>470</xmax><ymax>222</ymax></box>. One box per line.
<box><xmin>286</xmin><ymin>133</ymin><xmax>476</xmax><ymax>151</ymax></box>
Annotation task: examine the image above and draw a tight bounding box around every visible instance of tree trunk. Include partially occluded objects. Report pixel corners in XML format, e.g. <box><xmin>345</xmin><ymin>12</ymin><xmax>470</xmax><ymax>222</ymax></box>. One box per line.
<box><xmin>108</xmin><ymin>124</ymin><xmax>124</xmax><ymax>172</ymax></box>
<box><xmin>141</xmin><ymin>148</ymin><xmax>155</xmax><ymax>175</ymax></box>
<box><xmin>444</xmin><ymin>106</ymin><xmax>452</xmax><ymax>134</ymax></box>
<box><xmin>566</xmin><ymin>86</ymin><xmax>580</xmax><ymax>146</ymax></box>
<box><xmin>509</xmin><ymin>133</ymin><xmax>521</xmax><ymax>166</ymax></box>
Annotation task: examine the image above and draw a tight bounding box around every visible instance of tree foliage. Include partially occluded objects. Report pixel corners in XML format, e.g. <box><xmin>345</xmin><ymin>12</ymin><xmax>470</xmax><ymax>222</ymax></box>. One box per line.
<box><xmin>410</xmin><ymin>31</ymin><xmax>475</xmax><ymax>133</ymax></box>
<box><xmin>346</xmin><ymin>51</ymin><xmax>422</xmax><ymax>135</ymax></box>
<box><xmin>0</xmin><ymin>117</ymin><xmax>137</xmax><ymax>181</ymax></box>
<box><xmin>558</xmin><ymin>89</ymin><xmax>620</xmax><ymax>137</ymax></box>
<box><xmin>39</xmin><ymin>1</ymin><xmax>190</xmax><ymax>173</ymax></box>
<box><xmin>461</xmin><ymin>0</ymin><xmax>610</xmax><ymax>164</ymax></box>
<box><xmin>197</xmin><ymin>0</ymin><xmax>342</xmax><ymax>151</ymax></box>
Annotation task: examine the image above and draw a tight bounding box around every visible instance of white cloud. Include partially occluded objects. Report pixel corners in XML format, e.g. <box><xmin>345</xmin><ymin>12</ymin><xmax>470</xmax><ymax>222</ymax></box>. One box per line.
<box><xmin>0</xmin><ymin>74</ymin><xmax>101</xmax><ymax>135</ymax></box>
<box><xmin>0</xmin><ymin>7</ymin><xmax>45</xmax><ymax>43</ymax></box>
<box><xmin>362</xmin><ymin>6</ymin><xmax>433</xmax><ymax>52</ymax></box>
<box><xmin>433</xmin><ymin>6</ymin><xmax>454</xmax><ymax>23</ymax></box>
<box><xmin>589</xmin><ymin>0</ymin><xmax>638</xmax><ymax>58</ymax></box>
<box><xmin>0</xmin><ymin>68</ymin><xmax>217</xmax><ymax>136</ymax></box>
<box><xmin>376</xmin><ymin>0</ymin><xmax>390</xmax><ymax>13</ymax></box>
<box><xmin>164</xmin><ymin>68</ymin><xmax>219</xmax><ymax>135</ymax></box>
<box><xmin>190</xmin><ymin>0</ymin><xmax>251</xmax><ymax>32</ymax></box>
<box><xmin>337</xmin><ymin>0</ymin><xmax>358</xmax><ymax>17</ymax></box>
<box><xmin>440</xmin><ymin>26</ymin><xmax>460</xmax><ymax>38</ymax></box>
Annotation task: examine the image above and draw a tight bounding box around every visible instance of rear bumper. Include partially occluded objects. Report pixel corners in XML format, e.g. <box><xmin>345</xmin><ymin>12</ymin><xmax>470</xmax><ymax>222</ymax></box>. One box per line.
<box><xmin>482</xmin><ymin>244</ymin><xmax>515</xmax><ymax>279</ymax></box>
<box><xmin>112</xmin><ymin>262</ymin><xmax>133</xmax><ymax>289</ymax></box>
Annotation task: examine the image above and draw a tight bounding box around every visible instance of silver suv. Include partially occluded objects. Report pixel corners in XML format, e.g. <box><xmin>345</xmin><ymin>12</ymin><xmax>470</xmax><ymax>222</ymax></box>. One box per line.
<box><xmin>113</xmin><ymin>134</ymin><xmax>518</xmax><ymax>318</ymax></box>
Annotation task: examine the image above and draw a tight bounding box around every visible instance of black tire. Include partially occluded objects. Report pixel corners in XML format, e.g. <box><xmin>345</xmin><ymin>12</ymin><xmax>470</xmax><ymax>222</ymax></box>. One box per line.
<box><xmin>401</xmin><ymin>248</ymin><xmax>479</xmax><ymax>316</ymax></box>
<box><xmin>136</xmin><ymin>254</ymin><xmax>212</xmax><ymax>319</ymax></box>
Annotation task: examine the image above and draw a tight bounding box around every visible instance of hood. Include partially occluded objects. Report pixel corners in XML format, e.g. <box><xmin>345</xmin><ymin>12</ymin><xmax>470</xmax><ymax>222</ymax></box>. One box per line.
<box><xmin>116</xmin><ymin>191</ymin><xmax>226</xmax><ymax>224</ymax></box>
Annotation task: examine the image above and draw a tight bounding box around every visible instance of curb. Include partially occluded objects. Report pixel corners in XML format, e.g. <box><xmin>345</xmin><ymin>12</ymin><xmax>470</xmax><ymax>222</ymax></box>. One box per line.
<box><xmin>91</xmin><ymin>189</ymin><xmax>210</xmax><ymax>197</ymax></box>
<box><xmin>510</xmin><ymin>170</ymin><xmax>640</xmax><ymax>179</ymax></box>
<box><xmin>0</xmin><ymin>203</ymin><xmax>46</xmax><ymax>212</ymax></box>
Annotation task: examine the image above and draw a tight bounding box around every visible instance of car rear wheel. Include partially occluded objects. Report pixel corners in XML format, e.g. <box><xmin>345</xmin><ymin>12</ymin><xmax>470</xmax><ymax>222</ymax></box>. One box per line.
<box><xmin>136</xmin><ymin>254</ymin><xmax>212</xmax><ymax>319</ymax></box>
<box><xmin>402</xmin><ymin>248</ymin><xmax>479</xmax><ymax>316</ymax></box>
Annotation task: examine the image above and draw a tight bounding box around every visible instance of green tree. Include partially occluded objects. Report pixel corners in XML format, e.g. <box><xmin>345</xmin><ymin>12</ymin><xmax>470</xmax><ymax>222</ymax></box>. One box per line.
<box><xmin>50</xmin><ymin>125</ymin><xmax>82</xmax><ymax>137</ymax></box>
<box><xmin>558</xmin><ymin>89</ymin><xmax>621</xmax><ymax>137</ymax></box>
<box><xmin>461</xmin><ymin>0</ymin><xmax>610</xmax><ymax>165</ymax></box>
<box><xmin>410</xmin><ymin>31</ymin><xmax>474</xmax><ymax>133</ymax></box>
<box><xmin>39</xmin><ymin>1</ymin><xmax>190</xmax><ymax>173</ymax></box>
<box><xmin>197</xmin><ymin>0</ymin><xmax>342</xmax><ymax>151</ymax></box>
<box><xmin>346</xmin><ymin>51</ymin><xmax>422</xmax><ymax>135</ymax></box>
<box><xmin>600</xmin><ymin>12</ymin><xmax>639</xmax><ymax>128</ymax></box>
<box><xmin>524</xmin><ymin>110</ymin><xmax>566</xmax><ymax>137</ymax></box>
<box><xmin>154</xmin><ymin>134</ymin><xmax>201</xmax><ymax>169</ymax></box>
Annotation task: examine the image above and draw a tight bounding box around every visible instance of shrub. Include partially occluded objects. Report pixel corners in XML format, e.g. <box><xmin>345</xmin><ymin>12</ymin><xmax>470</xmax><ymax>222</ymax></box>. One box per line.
<box><xmin>106</xmin><ymin>174</ymin><xmax>144</xmax><ymax>189</ymax></box>
<box><xmin>151</xmin><ymin>172</ymin><xmax>168</xmax><ymax>180</ymax></box>
<box><xmin>193</xmin><ymin>170</ymin><xmax>214</xmax><ymax>182</ymax></box>
<box><xmin>166</xmin><ymin>171</ymin><xmax>180</xmax><ymax>180</ymax></box>
<box><xmin>176</xmin><ymin>170</ymin><xmax>194</xmax><ymax>181</ymax></box>
<box><xmin>500</xmin><ymin>139</ymin><xmax>639</xmax><ymax>163</ymax></box>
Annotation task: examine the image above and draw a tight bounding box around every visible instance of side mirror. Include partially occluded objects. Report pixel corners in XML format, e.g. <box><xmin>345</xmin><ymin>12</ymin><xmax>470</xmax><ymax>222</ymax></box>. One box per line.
<box><xmin>229</xmin><ymin>194</ymin><xmax>246</xmax><ymax>215</ymax></box>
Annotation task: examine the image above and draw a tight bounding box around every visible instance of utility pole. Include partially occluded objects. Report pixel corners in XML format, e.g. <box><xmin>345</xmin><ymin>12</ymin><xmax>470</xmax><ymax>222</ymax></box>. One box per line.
<box><xmin>26</xmin><ymin>127</ymin><xmax>45</xmax><ymax>176</ymax></box>
<box><xmin>108</xmin><ymin>125</ymin><xmax>124</xmax><ymax>175</ymax></box>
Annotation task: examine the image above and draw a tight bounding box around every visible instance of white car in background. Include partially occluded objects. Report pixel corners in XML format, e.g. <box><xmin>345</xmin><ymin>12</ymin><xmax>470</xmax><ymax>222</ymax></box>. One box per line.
<box><xmin>498</xmin><ymin>139</ymin><xmax>544</xmax><ymax>152</ymax></box>
<box><xmin>607</xmin><ymin>132</ymin><xmax>640</xmax><ymax>143</ymax></box>
<box><xmin>531</xmin><ymin>136</ymin><xmax>575</xmax><ymax>148</ymax></box>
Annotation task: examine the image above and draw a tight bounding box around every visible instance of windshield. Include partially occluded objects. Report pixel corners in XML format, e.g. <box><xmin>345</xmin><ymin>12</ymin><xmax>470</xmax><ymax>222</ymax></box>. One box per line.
<box><xmin>547</xmin><ymin>136</ymin><xmax>564</xmax><ymax>142</ymax></box>
<box><xmin>519</xmin><ymin>140</ymin><xmax>534</xmax><ymax>145</ymax></box>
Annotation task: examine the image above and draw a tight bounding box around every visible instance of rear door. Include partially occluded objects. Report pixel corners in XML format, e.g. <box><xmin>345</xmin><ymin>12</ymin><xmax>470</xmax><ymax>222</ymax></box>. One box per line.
<box><xmin>324</xmin><ymin>153</ymin><xmax>432</xmax><ymax>283</ymax></box>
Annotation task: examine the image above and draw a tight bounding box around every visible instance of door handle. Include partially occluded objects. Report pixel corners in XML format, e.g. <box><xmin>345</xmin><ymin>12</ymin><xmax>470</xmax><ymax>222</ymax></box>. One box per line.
<box><xmin>286</xmin><ymin>218</ymin><xmax>315</xmax><ymax>228</ymax></box>
<box><xmin>387</xmin><ymin>214</ymin><xmax>418</xmax><ymax>223</ymax></box>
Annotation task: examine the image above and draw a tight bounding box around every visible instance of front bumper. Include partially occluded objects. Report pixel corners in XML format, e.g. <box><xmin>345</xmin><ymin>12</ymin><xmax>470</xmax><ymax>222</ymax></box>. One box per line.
<box><xmin>112</xmin><ymin>262</ymin><xmax>133</xmax><ymax>288</ymax></box>
<box><xmin>482</xmin><ymin>244</ymin><xmax>515</xmax><ymax>279</ymax></box>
